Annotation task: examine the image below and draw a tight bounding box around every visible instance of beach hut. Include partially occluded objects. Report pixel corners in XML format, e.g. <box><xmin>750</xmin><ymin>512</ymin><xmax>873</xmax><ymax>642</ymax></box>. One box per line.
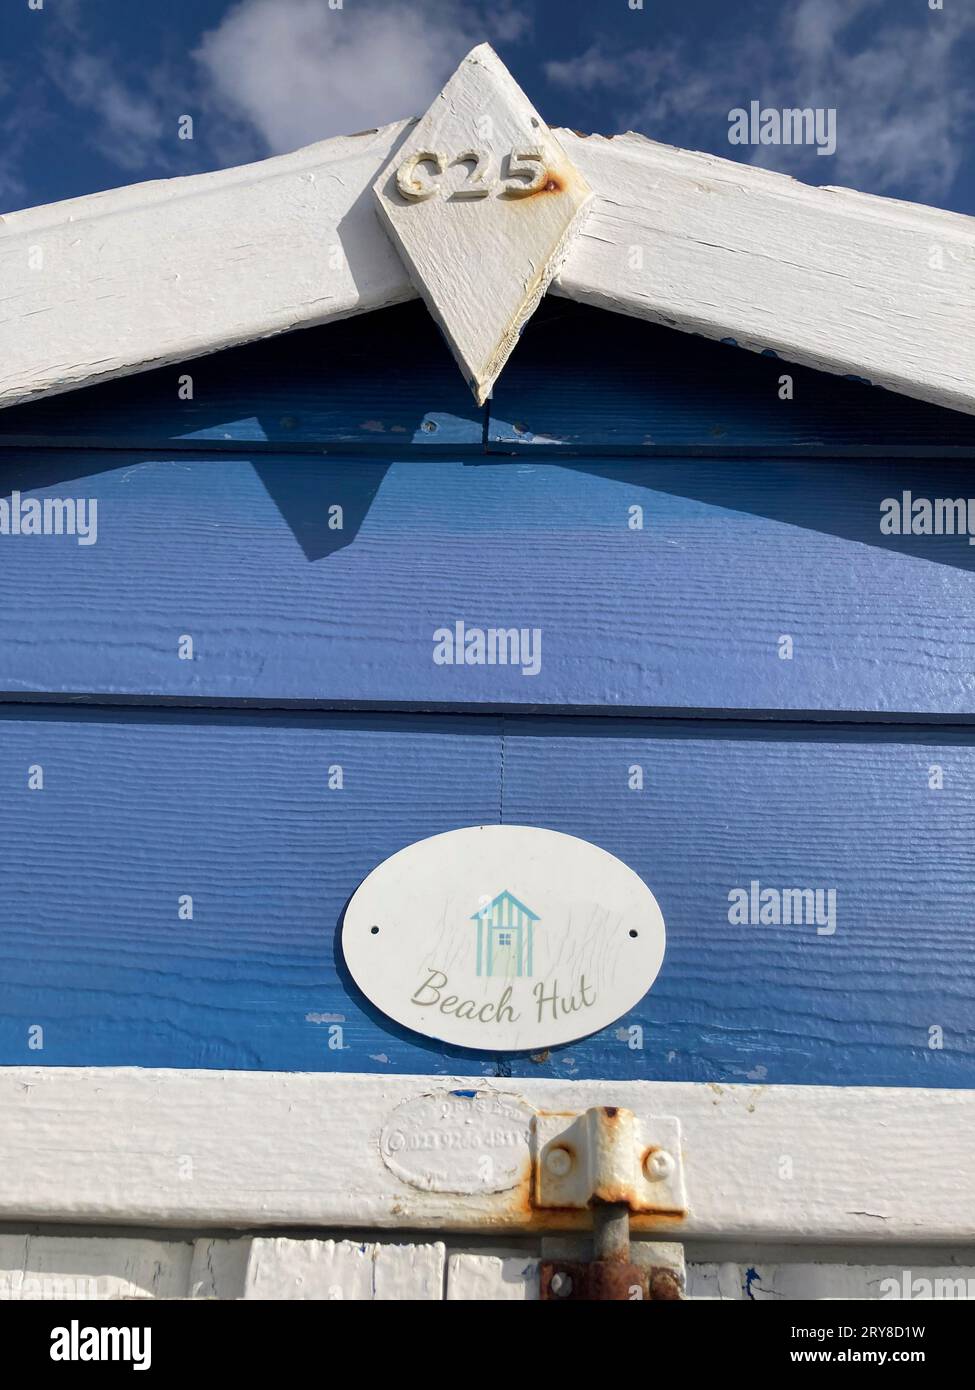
<box><xmin>473</xmin><ymin>891</ymin><xmax>540</xmax><ymax>978</ymax></box>
<box><xmin>0</xmin><ymin>45</ymin><xmax>973</xmax><ymax>1301</ymax></box>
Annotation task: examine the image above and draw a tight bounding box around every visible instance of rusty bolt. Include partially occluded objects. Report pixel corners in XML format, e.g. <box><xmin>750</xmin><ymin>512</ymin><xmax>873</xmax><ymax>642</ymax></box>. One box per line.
<box><xmin>648</xmin><ymin>1270</ymin><xmax>683</xmax><ymax>1301</ymax></box>
<box><xmin>644</xmin><ymin>1149</ymin><xmax>675</xmax><ymax>1182</ymax></box>
<box><xmin>549</xmin><ymin>1271</ymin><xmax>573</xmax><ymax>1298</ymax></box>
<box><xmin>544</xmin><ymin>1145</ymin><xmax>573</xmax><ymax>1177</ymax></box>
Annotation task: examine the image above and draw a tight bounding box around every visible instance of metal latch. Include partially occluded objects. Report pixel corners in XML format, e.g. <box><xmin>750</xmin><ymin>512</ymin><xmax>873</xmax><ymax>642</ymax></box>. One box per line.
<box><xmin>534</xmin><ymin>1106</ymin><xmax>687</xmax><ymax>1301</ymax></box>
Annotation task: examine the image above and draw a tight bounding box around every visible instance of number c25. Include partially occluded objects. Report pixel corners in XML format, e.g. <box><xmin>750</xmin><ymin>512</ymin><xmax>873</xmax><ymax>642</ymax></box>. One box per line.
<box><xmin>395</xmin><ymin>149</ymin><xmax>552</xmax><ymax>202</ymax></box>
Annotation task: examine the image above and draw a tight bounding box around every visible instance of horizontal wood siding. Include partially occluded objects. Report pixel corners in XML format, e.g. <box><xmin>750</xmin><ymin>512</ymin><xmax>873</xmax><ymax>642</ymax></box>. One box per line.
<box><xmin>2</xmin><ymin>452</ymin><xmax>975</xmax><ymax>714</ymax></box>
<box><xmin>0</xmin><ymin>707</ymin><xmax>971</xmax><ymax>1085</ymax></box>
<box><xmin>2</xmin><ymin>304</ymin><xmax>972</xmax><ymax>1088</ymax></box>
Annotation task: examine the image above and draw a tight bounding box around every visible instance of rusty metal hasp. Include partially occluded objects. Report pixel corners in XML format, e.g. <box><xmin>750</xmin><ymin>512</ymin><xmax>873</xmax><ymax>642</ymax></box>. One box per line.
<box><xmin>534</xmin><ymin>1105</ymin><xmax>685</xmax><ymax>1214</ymax></box>
<box><xmin>535</xmin><ymin>1106</ymin><xmax>687</xmax><ymax>1301</ymax></box>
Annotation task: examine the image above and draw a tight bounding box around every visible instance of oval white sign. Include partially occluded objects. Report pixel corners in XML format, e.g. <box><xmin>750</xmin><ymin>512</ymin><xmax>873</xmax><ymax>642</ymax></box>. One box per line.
<box><xmin>342</xmin><ymin>825</ymin><xmax>666</xmax><ymax>1052</ymax></box>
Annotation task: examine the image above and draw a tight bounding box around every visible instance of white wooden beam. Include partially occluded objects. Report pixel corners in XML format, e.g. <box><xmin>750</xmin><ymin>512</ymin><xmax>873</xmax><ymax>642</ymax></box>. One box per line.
<box><xmin>0</xmin><ymin>121</ymin><xmax>417</xmax><ymax>408</ymax></box>
<box><xmin>0</xmin><ymin>1068</ymin><xmax>970</xmax><ymax>1244</ymax></box>
<box><xmin>556</xmin><ymin>130</ymin><xmax>975</xmax><ymax>417</ymax></box>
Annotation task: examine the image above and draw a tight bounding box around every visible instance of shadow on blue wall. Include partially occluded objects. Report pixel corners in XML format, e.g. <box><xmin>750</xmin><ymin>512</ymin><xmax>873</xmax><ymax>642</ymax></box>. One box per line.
<box><xmin>1</xmin><ymin>298</ymin><xmax>974</xmax><ymax>570</ymax></box>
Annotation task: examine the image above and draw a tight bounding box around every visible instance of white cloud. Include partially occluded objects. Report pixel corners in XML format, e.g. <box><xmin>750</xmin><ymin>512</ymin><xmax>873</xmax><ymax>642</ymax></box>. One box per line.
<box><xmin>545</xmin><ymin>0</ymin><xmax>975</xmax><ymax>202</ymax></box>
<box><xmin>0</xmin><ymin>69</ymin><xmax>28</xmax><ymax>207</ymax></box>
<box><xmin>21</xmin><ymin>0</ymin><xmax>528</xmax><ymax>196</ymax></box>
<box><xmin>53</xmin><ymin>50</ymin><xmax>166</xmax><ymax>172</ymax></box>
<box><xmin>786</xmin><ymin>0</ymin><xmax>875</xmax><ymax>67</ymax></box>
<box><xmin>767</xmin><ymin>0</ymin><xmax>975</xmax><ymax>198</ymax></box>
<box><xmin>194</xmin><ymin>0</ymin><xmax>529</xmax><ymax>155</ymax></box>
<box><xmin>39</xmin><ymin>0</ymin><xmax>192</xmax><ymax>182</ymax></box>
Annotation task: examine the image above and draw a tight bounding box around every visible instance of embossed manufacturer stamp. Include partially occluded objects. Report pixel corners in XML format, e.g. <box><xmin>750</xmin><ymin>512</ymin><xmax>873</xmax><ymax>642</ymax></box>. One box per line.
<box><xmin>380</xmin><ymin>1092</ymin><xmax>534</xmax><ymax>1194</ymax></box>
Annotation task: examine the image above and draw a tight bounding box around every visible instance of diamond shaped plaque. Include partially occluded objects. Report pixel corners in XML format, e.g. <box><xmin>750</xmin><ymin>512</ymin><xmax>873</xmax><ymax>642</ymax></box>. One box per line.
<box><xmin>373</xmin><ymin>45</ymin><xmax>593</xmax><ymax>404</ymax></box>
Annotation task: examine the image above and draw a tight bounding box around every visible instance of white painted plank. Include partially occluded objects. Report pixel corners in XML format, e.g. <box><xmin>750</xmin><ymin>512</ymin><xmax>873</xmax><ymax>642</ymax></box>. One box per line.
<box><xmin>242</xmin><ymin>1237</ymin><xmax>445</xmax><ymax>1300</ymax></box>
<box><xmin>557</xmin><ymin>130</ymin><xmax>975</xmax><ymax>416</ymax></box>
<box><xmin>0</xmin><ymin>121</ymin><xmax>416</xmax><ymax>408</ymax></box>
<box><xmin>188</xmin><ymin>1237</ymin><xmax>251</xmax><ymax>1300</ymax></box>
<box><xmin>372</xmin><ymin>1241</ymin><xmax>445</xmax><ymax>1300</ymax></box>
<box><xmin>686</xmin><ymin>1263</ymin><xmax>975</xmax><ymax>1300</ymax></box>
<box><xmin>0</xmin><ymin>1069</ymin><xmax>971</xmax><ymax>1243</ymax></box>
<box><xmin>0</xmin><ymin>1234</ymin><xmax>191</xmax><ymax>1300</ymax></box>
<box><xmin>447</xmin><ymin>1253</ymin><xmax>540</xmax><ymax>1301</ymax></box>
<box><xmin>244</xmin><ymin>1238</ymin><xmax>374</xmax><ymax>1300</ymax></box>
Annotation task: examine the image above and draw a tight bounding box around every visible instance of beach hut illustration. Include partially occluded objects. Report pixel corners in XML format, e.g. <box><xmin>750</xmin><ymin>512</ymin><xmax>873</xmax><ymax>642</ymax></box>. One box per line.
<box><xmin>472</xmin><ymin>891</ymin><xmax>540</xmax><ymax>978</ymax></box>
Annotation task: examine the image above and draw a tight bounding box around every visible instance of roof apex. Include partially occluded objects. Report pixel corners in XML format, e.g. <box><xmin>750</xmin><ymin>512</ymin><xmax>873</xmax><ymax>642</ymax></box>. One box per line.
<box><xmin>2</xmin><ymin>56</ymin><xmax>974</xmax><ymax>415</ymax></box>
<box><xmin>372</xmin><ymin>43</ymin><xmax>593</xmax><ymax>403</ymax></box>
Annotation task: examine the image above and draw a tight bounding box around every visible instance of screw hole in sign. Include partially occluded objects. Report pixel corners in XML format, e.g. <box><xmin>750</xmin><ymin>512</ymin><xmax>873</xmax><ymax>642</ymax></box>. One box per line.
<box><xmin>370</xmin><ymin>926</ymin><xmax>380</xmax><ymax>935</ymax></box>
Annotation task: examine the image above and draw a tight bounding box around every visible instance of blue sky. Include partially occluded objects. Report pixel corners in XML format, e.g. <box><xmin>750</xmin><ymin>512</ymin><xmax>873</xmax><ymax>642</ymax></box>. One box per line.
<box><xmin>4</xmin><ymin>0</ymin><xmax>974</xmax><ymax>216</ymax></box>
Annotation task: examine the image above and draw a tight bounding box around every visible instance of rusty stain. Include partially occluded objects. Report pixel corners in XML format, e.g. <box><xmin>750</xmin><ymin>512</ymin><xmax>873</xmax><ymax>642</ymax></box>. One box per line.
<box><xmin>529</xmin><ymin>1048</ymin><xmax>550</xmax><ymax>1063</ymax></box>
<box><xmin>603</xmin><ymin>1106</ymin><xmax>619</xmax><ymax>1119</ymax></box>
<box><xmin>382</xmin><ymin>1100</ymin><xmax>686</xmax><ymax>1233</ymax></box>
<box><xmin>541</xmin><ymin>1259</ymin><xmax>648</xmax><ymax>1301</ymax></box>
<box><xmin>504</xmin><ymin>1175</ymin><xmax>686</xmax><ymax>1232</ymax></box>
<box><xmin>507</xmin><ymin>172</ymin><xmax>566</xmax><ymax>199</ymax></box>
<box><xmin>647</xmin><ymin>1269</ymin><xmax>683</xmax><ymax>1301</ymax></box>
<box><xmin>511</xmin><ymin>1150</ymin><xmax>686</xmax><ymax>1232</ymax></box>
<box><xmin>591</xmin><ymin>1182</ymin><xmax>644</xmax><ymax>1207</ymax></box>
<box><xmin>541</xmin><ymin>1259</ymin><xmax>683</xmax><ymax>1301</ymax></box>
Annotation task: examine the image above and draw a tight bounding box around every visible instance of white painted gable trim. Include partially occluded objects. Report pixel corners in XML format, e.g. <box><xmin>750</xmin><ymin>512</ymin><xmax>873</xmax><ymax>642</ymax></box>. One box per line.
<box><xmin>2</xmin><ymin>45</ymin><xmax>974</xmax><ymax>415</ymax></box>
<box><xmin>1</xmin><ymin>1067</ymin><xmax>971</xmax><ymax>1243</ymax></box>
<box><xmin>557</xmin><ymin>130</ymin><xmax>975</xmax><ymax>417</ymax></box>
<box><xmin>0</xmin><ymin>120</ymin><xmax>417</xmax><ymax>409</ymax></box>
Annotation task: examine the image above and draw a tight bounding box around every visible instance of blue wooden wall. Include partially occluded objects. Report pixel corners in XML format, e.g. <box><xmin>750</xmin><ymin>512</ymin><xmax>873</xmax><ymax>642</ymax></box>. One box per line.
<box><xmin>1</xmin><ymin>300</ymin><xmax>973</xmax><ymax>1086</ymax></box>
